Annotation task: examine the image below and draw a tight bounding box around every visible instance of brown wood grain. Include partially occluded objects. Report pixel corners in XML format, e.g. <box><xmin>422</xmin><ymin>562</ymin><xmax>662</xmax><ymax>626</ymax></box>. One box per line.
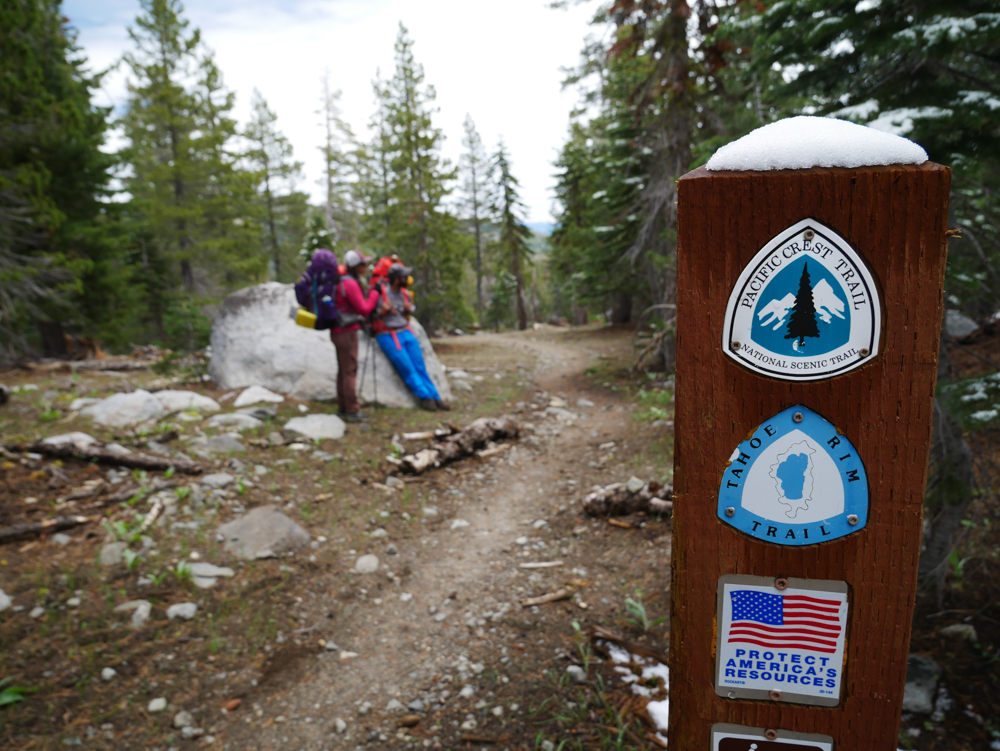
<box><xmin>668</xmin><ymin>163</ymin><xmax>951</xmax><ymax>749</ymax></box>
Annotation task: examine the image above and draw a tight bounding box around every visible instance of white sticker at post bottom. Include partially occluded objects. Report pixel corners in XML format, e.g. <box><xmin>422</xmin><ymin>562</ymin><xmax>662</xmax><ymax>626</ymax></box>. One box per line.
<box><xmin>716</xmin><ymin>575</ymin><xmax>848</xmax><ymax>706</ymax></box>
<box><xmin>723</xmin><ymin>218</ymin><xmax>881</xmax><ymax>381</ymax></box>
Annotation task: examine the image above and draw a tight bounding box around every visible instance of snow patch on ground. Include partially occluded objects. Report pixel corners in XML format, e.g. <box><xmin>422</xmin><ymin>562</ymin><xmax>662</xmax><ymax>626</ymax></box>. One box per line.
<box><xmin>705</xmin><ymin>116</ymin><xmax>927</xmax><ymax>172</ymax></box>
<box><xmin>646</xmin><ymin>699</ymin><xmax>669</xmax><ymax>731</ymax></box>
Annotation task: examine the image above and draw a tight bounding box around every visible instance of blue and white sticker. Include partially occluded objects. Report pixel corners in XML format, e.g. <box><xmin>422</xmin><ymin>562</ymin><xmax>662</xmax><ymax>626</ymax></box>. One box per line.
<box><xmin>723</xmin><ymin>219</ymin><xmax>880</xmax><ymax>381</ymax></box>
<box><xmin>718</xmin><ymin>406</ymin><xmax>868</xmax><ymax>545</ymax></box>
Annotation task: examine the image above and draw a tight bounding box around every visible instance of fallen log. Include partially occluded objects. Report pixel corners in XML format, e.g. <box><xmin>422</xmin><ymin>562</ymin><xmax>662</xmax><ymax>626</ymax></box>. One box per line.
<box><xmin>397</xmin><ymin>416</ymin><xmax>519</xmax><ymax>474</ymax></box>
<box><xmin>476</xmin><ymin>443</ymin><xmax>511</xmax><ymax>459</ymax></box>
<box><xmin>0</xmin><ymin>515</ymin><xmax>90</xmax><ymax>544</ymax></box>
<box><xmin>582</xmin><ymin>479</ymin><xmax>673</xmax><ymax>517</ymax></box>
<box><xmin>520</xmin><ymin>578</ymin><xmax>589</xmax><ymax>608</ymax></box>
<box><xmin>520</xmin><ymin>587</ymin><xmax>576</xmax><ymax>607</ymax></box>
<box><xmin>13</xmin><ymin>442</ymin><xmax>202</xmax><ymax>475</ymax></box>
<box><xmin>459</xmin><ymin>734</ymin><xmax>511</xmax><ymax>744</ymax></box>
<box><xmin>401</xmin><ymin>427</ymin><xmax>455</xmax><ymax>441</ymax></box>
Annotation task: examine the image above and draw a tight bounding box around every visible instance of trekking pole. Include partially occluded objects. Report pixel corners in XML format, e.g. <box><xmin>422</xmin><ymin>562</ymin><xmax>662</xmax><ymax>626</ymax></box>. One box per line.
<box><xmin>372</xmin><ymin>330</ymin><xmax>378</xmax><ymax>413</ymax></box>
<box><xmin>358</xmin><ymin>331</ymin><xmax>370</xmax><ymax>404</ymax></box>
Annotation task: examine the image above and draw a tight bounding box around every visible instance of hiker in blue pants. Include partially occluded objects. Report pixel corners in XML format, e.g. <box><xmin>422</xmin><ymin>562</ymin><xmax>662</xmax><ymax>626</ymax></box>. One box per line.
<box><xmin>372</xmin><ymin>263</ymin><xmax>450</xmax><ymax>411</ymax></box>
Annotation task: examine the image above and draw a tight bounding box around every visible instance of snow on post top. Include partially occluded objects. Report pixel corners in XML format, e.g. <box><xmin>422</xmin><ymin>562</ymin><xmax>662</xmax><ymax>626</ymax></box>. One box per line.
<box><xmin>705</xmin><ymin>116</ymin><xmax>928</xmax><ymax>172</ymax></box>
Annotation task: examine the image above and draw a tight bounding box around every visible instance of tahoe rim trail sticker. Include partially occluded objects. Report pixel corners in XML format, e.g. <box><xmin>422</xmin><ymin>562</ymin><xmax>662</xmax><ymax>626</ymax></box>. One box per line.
<box><xmin>723</xmin><ymin>218</ymin><xmax>881</xmax><ymax>381</ymax></box>
<box><xmin>717</xmin><ymin>406</ymin><xmax>868</xmax><ymax>545</ymax></box>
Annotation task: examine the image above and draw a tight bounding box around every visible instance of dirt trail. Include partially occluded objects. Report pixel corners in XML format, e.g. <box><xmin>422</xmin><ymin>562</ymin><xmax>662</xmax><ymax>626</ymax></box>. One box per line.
<box><xmin>221</xmin><ymin>332</ymin><xmax>640</xmax><ymax>750</ymax></box>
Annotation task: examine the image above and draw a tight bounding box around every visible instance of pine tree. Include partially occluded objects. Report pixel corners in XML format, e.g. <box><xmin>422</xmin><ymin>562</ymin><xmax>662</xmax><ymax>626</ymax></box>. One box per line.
<box><xmin>552</xmin><ymin>0</ymin><xmax>783</xmax><ymax>363</ymax></box>
<box><xmin>317</xmin><ymin>71</ymin><xmax>358</xmax><ymax>248</ymax></box>
<box><xmin>0</xmin><ymin>0</ymin><xmax>134</xmax><ymax>356</ymax></box>
<box><xmin>491</xmin><ymin>140</ymin><xmax>533</xmax><ymax>331</ymax></box>
<box><xmin>754</xmin><ymin>0</ymin><xmax>1000</xmax><ymax>320</ymax></box>
<box><xmin>120</xmin><ymin>0</ymin><xmax>262</xmax><ymax>346</ymax></box>
<box><xmin>244</xmin><ymin>88</ymin><xmax>303</xmax><ymax>281</ymax></box>
<box><xmin>785</xmin><ymin>263</ymin><xmax>820</xmax><ymax>347</ymax></box>
<box><xmin>301</xmin><ymin>214</ymin><xmax>334</xmax><ymax>258</ymax></box>
<box><xmin>358</xmin><ymin>25</ymin><xmax>468</xmax><ymax>331</ymax></box>
<box><xmin>460</xmin><ymin>115</ymin><xmax>490</xmax><ymax>323</ymax></box>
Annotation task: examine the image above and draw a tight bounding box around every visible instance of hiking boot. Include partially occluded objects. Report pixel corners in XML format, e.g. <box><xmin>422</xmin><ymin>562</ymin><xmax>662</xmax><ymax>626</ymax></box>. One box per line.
<box><xmin>435</xmin><ymin>400</ymin><xmax>452</xmax><ymax>411</ymax></box>
<box><xmin>419</xmin><ymin>399</ymin><xmax>438</xmax><ymax>411</ymax></box>
<box><xmin>343</xmin><ymin>410</ymin><xmax>370</xmax><ymax>423</ymax></box>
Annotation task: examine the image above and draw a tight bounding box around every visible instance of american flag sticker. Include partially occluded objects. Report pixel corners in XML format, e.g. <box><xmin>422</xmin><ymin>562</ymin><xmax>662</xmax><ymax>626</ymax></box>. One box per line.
<box><xmin>716</xmin><ymin>575</ymin><xmax>848</xmax><ymax>706</ymax></box>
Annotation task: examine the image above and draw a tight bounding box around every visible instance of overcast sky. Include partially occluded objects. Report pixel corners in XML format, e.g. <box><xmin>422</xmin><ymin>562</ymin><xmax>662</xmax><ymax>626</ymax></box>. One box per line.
<box><xmin>64</xmin><ymin>0</ymin><xmax>600</xmax><ymax>224</ymax></box>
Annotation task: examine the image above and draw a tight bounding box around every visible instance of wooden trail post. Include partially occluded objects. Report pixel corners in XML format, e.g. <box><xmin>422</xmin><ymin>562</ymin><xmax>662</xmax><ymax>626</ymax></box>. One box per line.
<box><xmin>669</xmin><ymin>161</ymin><xmax>951</xmax><ymax>750</ymax></box>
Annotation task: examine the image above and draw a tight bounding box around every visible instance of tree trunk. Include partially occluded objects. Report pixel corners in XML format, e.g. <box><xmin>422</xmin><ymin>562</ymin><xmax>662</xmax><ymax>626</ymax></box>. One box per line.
<box><xmin>919</xmin><ymin>332</ymin><xmax>975</xmax><ymax>598</ymax></box>
<box><xmin>660</xmin><ymin>263</ymin><xmax>677</xmax><ymax>373</ymax></box>
<box><xmin>611</xmin><ymin>291</ymin><xmax>632</xmax><ymax>324</ymax></box>
<box><xmin>181</xmin><ymin>259</ymin><xmax>194</xmax><ymax>292</ymax></box>
<box><xmin>472</xmin><ymin>172</ymin><xmax>484</xmax><ymax>323</ymax></box>
<box><xmin>511</xmin><ymin>245</ymin><xmax>527</xmax><ymax>331</ymax></box>
<box><xmin>264</xmin><ymin>171</ymin><xmax>280</xmax><ymax>281</ymax></box>
<box><xmin>38</xmin><ymin>321</ymin><xmax>67</xmax><ymax>357</ymax></box>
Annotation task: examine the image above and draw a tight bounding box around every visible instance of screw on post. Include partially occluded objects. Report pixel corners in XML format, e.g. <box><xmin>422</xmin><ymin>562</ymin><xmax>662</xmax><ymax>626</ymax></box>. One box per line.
<box><xmin>769</xmin><ymin>690</ymin><xmax>783</xmax><ymax>702</ymax></box>
<box><xmin>774</xmin><ymin>577</ymin><xmax>789</xmax><ymax>590</ymax></box>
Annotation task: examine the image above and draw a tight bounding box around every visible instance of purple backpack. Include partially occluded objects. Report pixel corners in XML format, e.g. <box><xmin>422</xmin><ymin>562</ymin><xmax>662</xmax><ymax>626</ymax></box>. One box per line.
<box><xmin>294</xmin><ymin>250</ymin><xmax>341</xmax><ymax>330</ymax></box>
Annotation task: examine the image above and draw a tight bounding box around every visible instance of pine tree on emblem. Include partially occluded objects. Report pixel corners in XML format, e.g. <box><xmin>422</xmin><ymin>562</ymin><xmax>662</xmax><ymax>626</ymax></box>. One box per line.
<box><xmin>785</xmin><ymin>262</ymin><xmax>821</xmax><ymax>347</ymax></box>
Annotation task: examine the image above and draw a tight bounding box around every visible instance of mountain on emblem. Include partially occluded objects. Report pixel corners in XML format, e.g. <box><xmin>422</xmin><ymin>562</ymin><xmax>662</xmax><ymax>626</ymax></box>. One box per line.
<box><xmin>723</xmin><ymin>219</ymin><xmax>880</xmax><ymax>382</ymax></box>
<box><xmin>717</xmin><ymin>406</ymin><xmax>869</xmax><ymax>546</ymax></box>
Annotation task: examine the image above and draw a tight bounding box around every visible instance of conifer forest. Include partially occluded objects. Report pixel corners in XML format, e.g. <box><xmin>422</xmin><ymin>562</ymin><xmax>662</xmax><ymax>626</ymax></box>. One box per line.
<box><xmin>2</xmin><ymin>1</ymin><xmax>1000</xmax><ymax>749</ymax></box>
<box><xmin>3</xmin><ymin>0</ymin><xmax>998</xmax><ymax>358</ymax></box>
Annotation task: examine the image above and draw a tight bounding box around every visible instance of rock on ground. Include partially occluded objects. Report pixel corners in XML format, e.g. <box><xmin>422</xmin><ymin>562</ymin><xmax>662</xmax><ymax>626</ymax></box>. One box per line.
<box><xmin>99</xmin><ymin>542</ymin><xmax>128</xmax><ymax>567</ymax></box>
<box><xmin>0</xmin><ymin>589</ymin><xmax>11</xmax><ymax>613</ymax></box>
<box><xmin>233</xmin><ymin>385</ymin><xmax>285</xmax><ymax>408</ymax></box>
<box><xmin>206</xmin><ymin>413</ymin><xmax>263</xmax><ymax>431</ymax></box>
<box><xmin>284</xmin><ymin>413</ymin><xmax>346</xmax><ymax>440</ymax></box>
<box><xmin>945</xmin><ymin>309</ymin><xmax>978</xmax><ymax>339</ymax></box>
<box><xmin>81</xmin><ymin>390</ymin><xmax>165</xmax><ymax>427</ymax></box>
<box><xmin>188</xmin><ymin>562</ymin><xmax>235</xmax><ymax>589</ymax></box>
<box><xmin>200</xmin><ymin>472</ymin><xmax>234</xmax><ymax>489</ymax></box>
<box><xmin>355</xmin><ymin>554</ymin><xmax>379</xmax><ymax>574</ymax></box>
<box><xmin>41</xmin><ymin>432</ymin><xmax>97</xmax><ymax>447</ymax></box>
<box><xmin>113</xmin><ymin>600</ymin><xmax>152</xmax><ymax>629</ymax></box>
<box><xmin>902</xmin><ymin>654</ymin><xmax>940</xmax><ymax>714</ymax></box>
<box><xmin>216</xmin><ymin>505</ymin><xmax>310</xmax><ymax>560</ymax></box>
<box><xmin>939</xmin><ymin>623</ymin><xmax>978</xmax><ymax>642</ymax></box>
<box><xmin>153</xmin><ymin>390</ymin><xmax>221</xmax><ymax>413</ymax></box>
<box><xmin>167</xmin><ymin>602</ymin><xmax>198</xmax><ymax>620</ymax></box>
<box><xmin>208</xmin><ymin>282</ymin><xmax>452</xmax><ymax>407</ymax></box>
<box><xmin>147</xmin><ymin>698</ymin><xmax>167</xmax><ymax>713</ymax></box>
<box><xmin>201</xmin><ymin>434</ymin><xmax>244</xmax><ymax>454</ymax></box>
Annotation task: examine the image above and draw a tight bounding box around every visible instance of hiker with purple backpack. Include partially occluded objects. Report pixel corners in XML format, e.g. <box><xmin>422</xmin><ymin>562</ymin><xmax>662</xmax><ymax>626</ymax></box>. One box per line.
<box><xmin>294</xmin><ymin>249</ymin><xmax>379</xmax><ymax>423</ymax></box>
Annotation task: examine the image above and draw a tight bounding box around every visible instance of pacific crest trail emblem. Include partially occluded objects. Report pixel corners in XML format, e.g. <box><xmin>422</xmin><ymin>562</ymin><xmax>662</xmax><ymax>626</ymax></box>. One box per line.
<box><xmin>723</xmin><ymin>219</ymin><xmax>881</xmax><ymax>381</ymax></box>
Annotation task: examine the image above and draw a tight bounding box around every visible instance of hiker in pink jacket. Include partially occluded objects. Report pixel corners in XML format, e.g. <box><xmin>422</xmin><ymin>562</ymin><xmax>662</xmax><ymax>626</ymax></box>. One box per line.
<box><xmin>331</xmin><ymin>250</ymin><xmax>380</xmax><ymax>422</ymax></box>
